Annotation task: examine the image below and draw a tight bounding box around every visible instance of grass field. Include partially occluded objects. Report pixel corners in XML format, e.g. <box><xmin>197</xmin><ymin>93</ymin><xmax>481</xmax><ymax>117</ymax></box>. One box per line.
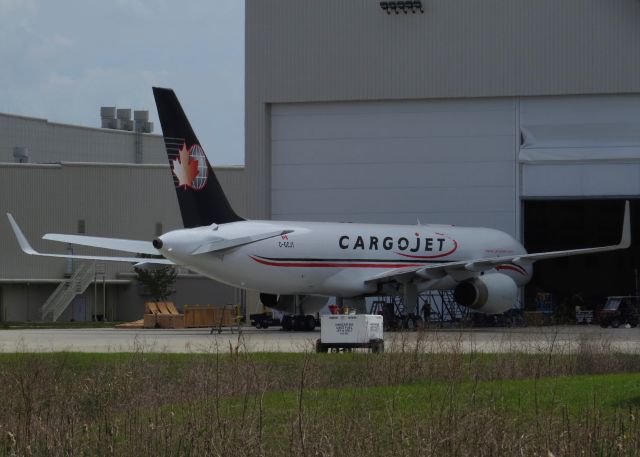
<box><xmin>1</xmin><ymin>342</ymin><xmax>640</xmax><ymax>456</ymax></box>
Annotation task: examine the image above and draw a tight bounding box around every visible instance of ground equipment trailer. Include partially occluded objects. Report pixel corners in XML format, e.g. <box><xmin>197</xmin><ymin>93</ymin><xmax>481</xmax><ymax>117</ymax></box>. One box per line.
<box><xmin>315</xmin><ymin>314</ymin><xmax>384</xmax><ymax>353</ymax></box>
<box><xmin>598</xmin><ymin>296</ymin><xmax>640</xmax><ymax>328</ymax></box>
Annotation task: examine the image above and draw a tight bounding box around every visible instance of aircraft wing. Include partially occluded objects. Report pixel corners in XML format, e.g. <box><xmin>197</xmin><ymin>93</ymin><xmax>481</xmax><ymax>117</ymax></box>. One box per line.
<box><xmin>7</xmin><ymin>214</ymin><xmax>174</xmax><ymax>265</ymax></box>
<box><xmin>366</xmin><ymin>200</ymin><xmax>631</xmax><ymax>285</ymax></box>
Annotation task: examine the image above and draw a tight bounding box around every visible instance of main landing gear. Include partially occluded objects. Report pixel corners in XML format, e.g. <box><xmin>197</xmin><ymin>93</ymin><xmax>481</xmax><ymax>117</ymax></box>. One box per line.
<box><xmin>250</xmin><ymin>312</ymin><xmax>317</xmax><ymax>331</ymax></box>
<box><xmin>281</xmin><ymin>314</ymin><xmax>317</xmax><ymax>331</ymax></box>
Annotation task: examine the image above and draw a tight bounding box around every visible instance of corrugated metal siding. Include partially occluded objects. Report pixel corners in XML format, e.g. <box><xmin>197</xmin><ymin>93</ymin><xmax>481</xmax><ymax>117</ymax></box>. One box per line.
<box><xmin>214</xmin><ymin>167</ymin><xmax>248</xmax><ymax>217</ymax></box>
<box><xmin>245</xmin><ymin>102</ymin><xmax>271</xmax><ymax>219</ymax></box>
<box><xmin>0</xmin><ymin>164</ymin><xmax>246</xmax><ymax>280</ymax></box>
<box><xmin>248</xmin><ymin>0</ymin><xmax>640</xmax><ymax>102</ymax></box>
<box><xmin>1</xmin><ymin>285</ymin><xmax>55</xmax><ymax>321</ymax></box>
<box><xmin>0</xmin><ymin>113</ymin><xmax>166</xmax><ymax>164</ymax></box>
<box><xmin>246</xmin><ymin>0</ymin><xmax>640</xmax><ymax>218</ymax></box>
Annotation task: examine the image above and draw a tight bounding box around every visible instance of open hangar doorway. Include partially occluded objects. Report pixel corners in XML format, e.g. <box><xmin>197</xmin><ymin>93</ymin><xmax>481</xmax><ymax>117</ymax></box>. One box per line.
<box><xmin>523</xmin><ymin>199</ymin><xmax>640</xmax><ymax>315</ymax></box>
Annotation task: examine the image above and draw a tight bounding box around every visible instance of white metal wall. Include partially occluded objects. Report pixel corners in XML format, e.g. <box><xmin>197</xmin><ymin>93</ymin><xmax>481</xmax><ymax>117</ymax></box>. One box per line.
<box><xmin>520</xmin><ymin>94</ymin><xmax>640</xmax><ymax>197</ymax></box>
<box><xmin>0</xmin><ymin>113</ymin><xmax>166</xmax><ymax>164</ymax></box>
<box><xmin>247</xmin><ymin>0</ymin><xmax>640</xmax><ymax>220</ymax></box>
<box><xmin>0</xmin><ymin>163</ymin><xmax>246</xmax><ymax>280</ymax></box>
<box><xmin>271</xmin><ymin>98</ymin><xmax>518</xmax><ymax>235</ymax></box>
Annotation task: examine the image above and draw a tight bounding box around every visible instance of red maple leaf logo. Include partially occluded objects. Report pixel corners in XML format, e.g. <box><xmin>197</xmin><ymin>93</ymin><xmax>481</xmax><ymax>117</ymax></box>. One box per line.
<box><xmin>172</xmin><ymin>143</ymin><xmax>199</xmax><ymax>188</ymax></box>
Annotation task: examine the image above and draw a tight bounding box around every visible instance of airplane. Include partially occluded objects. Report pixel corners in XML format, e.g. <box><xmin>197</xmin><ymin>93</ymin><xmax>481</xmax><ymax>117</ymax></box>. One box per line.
<box><xmin>7</xmin><ymin>87</ymin><xmax>632</xmax><ymax>327</ymax></box>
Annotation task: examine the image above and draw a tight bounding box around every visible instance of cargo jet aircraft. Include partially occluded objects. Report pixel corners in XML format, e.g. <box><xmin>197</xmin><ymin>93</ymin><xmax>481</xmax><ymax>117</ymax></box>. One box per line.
<box><xmin>7</xmin><ymin>88</ymin><xmax>632</xmax><ymax>316</ymax></box>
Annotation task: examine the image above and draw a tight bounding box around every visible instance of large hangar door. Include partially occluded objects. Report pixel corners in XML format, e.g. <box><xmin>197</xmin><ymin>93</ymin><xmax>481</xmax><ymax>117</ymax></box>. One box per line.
<box><xmin>519</xmin><ymin>95</ymin><xmax>640</xmax><ymax>311</ymax></box>
<box><xmin>520</xmin><ymin>95</ymin><xmax>640</xmax><ymax>198</ymax></box>
<box><xmin>524</xmin><ymin>199</ymin><xmax>640</xmax><ymax>310</ymax></box>
<box><xmin>271</xmin><ymin>98</ymin><xmax>518</xmax><ymax>235</ymax></box>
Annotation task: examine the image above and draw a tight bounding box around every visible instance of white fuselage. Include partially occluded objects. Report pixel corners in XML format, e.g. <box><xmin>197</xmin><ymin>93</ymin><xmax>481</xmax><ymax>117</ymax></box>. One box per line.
<box><xmin>156</xmin><ymin>220</ymin><xmax>532</xmax><ymax>298</ymax></box>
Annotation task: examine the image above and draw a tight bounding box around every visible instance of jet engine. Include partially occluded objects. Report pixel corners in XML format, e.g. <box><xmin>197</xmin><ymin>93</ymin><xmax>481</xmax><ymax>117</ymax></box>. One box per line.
<box><xmin>452</xmin><ymin>273</ymin><xmax>518</xmax><ymax>314</ymax></box>
<box><xmin>259</xmin><ymin>293</ymin><xmax>327</xmax><ymax>314</ymax></box>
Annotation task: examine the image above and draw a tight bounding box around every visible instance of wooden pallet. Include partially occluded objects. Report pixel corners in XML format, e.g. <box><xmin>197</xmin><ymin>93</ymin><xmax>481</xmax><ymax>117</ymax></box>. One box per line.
<box><xmin>145</xmin><ymin>301</ymin><xmax>180</xmax><ymax>315</ymax></box>
<box><xmin>115</xmin><ymin>319</ymin><xmax>144</xmax><ymax>329</ymax></box>
<box><xmin>143</xmin><ymin>301</ymin><xmax>184</xmax><ymax>328</ymax></box>
<box><xmin>120</xmin><ymin>302</ymin><xmax>238</xmax><ymax>329</ymax></box>
<box><xmin>184</xmin><ymin>305</ymin><xmax>236</xmax><ymax>328</ymax></box>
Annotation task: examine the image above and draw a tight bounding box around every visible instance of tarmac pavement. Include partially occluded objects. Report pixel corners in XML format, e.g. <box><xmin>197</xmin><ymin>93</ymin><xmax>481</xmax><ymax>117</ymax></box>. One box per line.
<box><xmin>0</xmin><ymin>325</ymin><xmax>639</xmax><ymax>353</ymax></box>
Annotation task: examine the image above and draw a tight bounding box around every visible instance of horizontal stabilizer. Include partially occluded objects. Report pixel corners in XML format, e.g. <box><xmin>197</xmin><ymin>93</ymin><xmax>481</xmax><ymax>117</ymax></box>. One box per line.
<box><xmin>191</xmin><ymin>230</ymin><xmax>294</xmax><ymax>255</ymax></box>
<box><xmin>7</xmin><ymin>214</ymin><xmax>174</xmax><ymax>265</ymax></box>
<box><xmin>43</xmin><ymin>234</ymin><xmax>159</xmax><ymax>255</ymax></box>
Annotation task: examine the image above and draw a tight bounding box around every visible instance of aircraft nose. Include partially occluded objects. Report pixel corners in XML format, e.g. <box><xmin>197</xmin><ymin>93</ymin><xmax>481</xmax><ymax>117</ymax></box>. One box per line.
<box><xmin>152</xmin><ymin>238</ymin><xmax>163</xmax><ymax>250</ymax></box>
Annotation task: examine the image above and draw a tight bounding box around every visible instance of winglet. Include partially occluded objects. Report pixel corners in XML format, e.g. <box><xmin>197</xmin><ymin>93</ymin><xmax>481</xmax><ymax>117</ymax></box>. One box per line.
<box><xmin>7</xmin><ymin>214</ymin><xmax>38</xmax><ymax>255</ymax></box>
<box><xmin>619</xmin><ymin>201</ymin><xmax>631</xmax><ymax>249</ymax></box>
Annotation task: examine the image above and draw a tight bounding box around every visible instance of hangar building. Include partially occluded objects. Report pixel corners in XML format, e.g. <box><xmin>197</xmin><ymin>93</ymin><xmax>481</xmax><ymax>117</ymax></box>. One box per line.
<box><xmin>245</xmin><ymin>0</ymin><xmax>640</xmax><ymax>309</ymax></box>
<box><xmin>3</xmin><ymin>0</ymin><xmax>640</xmax><ymax>322</ymax></box>
<box><xmin>0</xmin><ymin>111</ymin><xmax>246</xmax><ymax>322</ymax></box>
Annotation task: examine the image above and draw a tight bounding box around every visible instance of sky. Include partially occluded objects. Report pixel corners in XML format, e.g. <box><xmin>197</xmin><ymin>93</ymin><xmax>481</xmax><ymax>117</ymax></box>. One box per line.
<box><xmin>0</xmin><ymin>0</ymin><xmax>245</xmax><ymax>165</ymax></box>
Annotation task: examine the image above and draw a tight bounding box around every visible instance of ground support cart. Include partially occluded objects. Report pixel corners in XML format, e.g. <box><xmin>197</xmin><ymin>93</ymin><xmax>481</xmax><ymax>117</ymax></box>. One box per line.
<box><xmin>315</xmin><ymin>314</ymin><xmax>384</xmax><ymax>353</ymax></box>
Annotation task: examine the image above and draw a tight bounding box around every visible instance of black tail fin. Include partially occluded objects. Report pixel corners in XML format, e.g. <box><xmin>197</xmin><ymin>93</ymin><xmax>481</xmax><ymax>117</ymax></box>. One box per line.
<box><xmin>152</xmin><ymin>87</ymin><xmax>243</xmax><ymax>228</ymax></box>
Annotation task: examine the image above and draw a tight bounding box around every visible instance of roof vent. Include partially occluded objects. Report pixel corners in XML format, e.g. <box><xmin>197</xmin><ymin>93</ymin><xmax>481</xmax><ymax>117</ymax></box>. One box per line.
<box><xmin>100</xmin><ymin>106</ymin><xmax>117</xmax><ymax>129</ymax></box>
<box><xmin>13</xmin><ymin>147</ymin><xmax>29</xmax><ymax>163</ymax></box>
<box><xmin>134</xmin><ymin>110</ymin><xmax>154</xmax><ymax>133</ymax></box>
<box><xmin>116</xmin><ymin>109</ymin><xmax>133</xmax><ymax>131</ymax></box>
<box><xmin>101</xmin><ymin>106</ymin><xmax>152</xmax><ymax>132</ymax></box>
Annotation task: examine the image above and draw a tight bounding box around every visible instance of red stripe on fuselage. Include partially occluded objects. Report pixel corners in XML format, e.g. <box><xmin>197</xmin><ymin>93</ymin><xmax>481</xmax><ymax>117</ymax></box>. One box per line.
<box><xmin>496</xmin><ymin>264</ymin><xmax>527</xmax><ymax>276</ymax></box>
<box><xmin>394</xmin><ymin>237</ymin><xmax>458</xmax><ymax>259</ymax></box>
<box><xmin>250</xmin><ymin>257</ymin><xmax>528</xmax><ymax>276</ymax></box>
<box><xmin>250</xmin><ymin>256</ymin><xmax>423</xmax><ymax>269</ymax></box>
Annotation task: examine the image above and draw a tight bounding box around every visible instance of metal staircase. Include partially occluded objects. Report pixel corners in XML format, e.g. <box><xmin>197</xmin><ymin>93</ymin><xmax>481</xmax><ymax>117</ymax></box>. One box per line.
<box><xmin>420</xmin><ymin>290</ymin><xmax>469</xmax><ymax>324</ymax></box>
<box><xmin>41</xmin><ymin>262</ymin><xmax>98</xmax><ymax>321</ymax></box>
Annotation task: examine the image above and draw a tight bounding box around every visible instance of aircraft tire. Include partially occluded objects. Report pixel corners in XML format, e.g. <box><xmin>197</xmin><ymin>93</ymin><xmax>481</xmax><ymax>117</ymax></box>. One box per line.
<box><xmin>282</xmin><ymin>316</ymin><xmax>293</xmax><ymax>331</ymax></box>
<box><xmin>293</xmin><ymin>315</ymin><xmax>305</xmax><ymax>331</ymax></box>
<box><xmin>305</xmin><ymin>316</ymin><xmax>316</xmax><ymax>331</ymax></box>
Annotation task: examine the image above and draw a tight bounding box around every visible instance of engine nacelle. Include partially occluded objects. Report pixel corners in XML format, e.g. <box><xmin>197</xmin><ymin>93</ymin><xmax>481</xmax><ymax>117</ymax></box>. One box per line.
<box><xmin>453</xmin><ymin>273</ymin><xmax>518</xmax><ymax>314</ymax></box>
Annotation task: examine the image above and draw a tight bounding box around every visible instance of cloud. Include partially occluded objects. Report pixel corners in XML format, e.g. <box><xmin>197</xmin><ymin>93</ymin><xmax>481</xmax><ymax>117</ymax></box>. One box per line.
<box><xmin>26</xmin><ymin>33</ymin><xmax>74</xmax><ymax>62</ymax></box>
<box><xmin>0</xmin><ymin>0</ymin><xmax>245</xmax><ymax>164</ymax></box>
<box><xmin>8</xmin><ymin>66</ymin><xmax>170</xmax><ymax>126</ymax></box>
<box><xmin>0</xmin><ymin>0</ymin><xmax>37</xmax><ymax>15</ymax></box>
<box><xmin>113</xmin><ymin>0</ymin><xmax>168</xmax><ymax>17</ymax></box>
